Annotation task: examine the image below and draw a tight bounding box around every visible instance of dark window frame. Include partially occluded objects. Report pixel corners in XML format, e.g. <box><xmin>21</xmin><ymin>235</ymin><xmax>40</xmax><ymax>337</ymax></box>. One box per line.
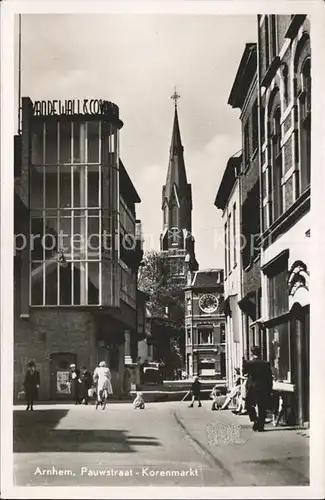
<box><xmin>244</xmin><ymin>120</ymin><xmax>250</xmax><ymax>167</ymax></box>
<box><xmin>233</xmin><ymin>203</ymin><xmax>237</xmax><ymax>268</ymax></box>
<box><xmin>270</xmin><ymin>106</ymin><xmax>283</xmax><ymax>222</ymax></box>
<box><xmin>299</xmin><ymin>57</ymin><xmax>311</xmax><ymax>194</ymax></box>
<box><xmin>224</xmin><ymin>221</ymin><xmax>228</xmax><ymax>276</ymax></box>
<box><xmin>252</xmin><ymin>100</ymin><xmax>259</xmax><ymax>153</ymax></box>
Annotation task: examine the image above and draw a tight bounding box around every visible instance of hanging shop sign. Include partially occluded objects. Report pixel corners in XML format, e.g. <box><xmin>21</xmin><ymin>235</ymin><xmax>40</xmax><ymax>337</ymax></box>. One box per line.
<box><xmin>32</xmin><ymin>99</ymin><xmax>118</xmax><ymax>117</ymax></box>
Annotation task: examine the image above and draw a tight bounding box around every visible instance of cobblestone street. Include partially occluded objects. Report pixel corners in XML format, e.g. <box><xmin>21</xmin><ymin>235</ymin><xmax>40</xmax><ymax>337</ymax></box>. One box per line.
<box><xmin>13</xmin><ymin>401</ymin><xmax>309</xmax><ymax>487</ymax></box>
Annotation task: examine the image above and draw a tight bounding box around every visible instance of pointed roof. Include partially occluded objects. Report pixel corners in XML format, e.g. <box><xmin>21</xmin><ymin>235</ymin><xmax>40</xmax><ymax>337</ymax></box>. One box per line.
<box><xmin>163</xmin><ymin>105</ymin><xmax>189</xmax><ymax>201</ymax></box>
<box><xmin>170</xmin><ymin>106</ymin><xmax>183</xmax><ymax>157</ymax></box>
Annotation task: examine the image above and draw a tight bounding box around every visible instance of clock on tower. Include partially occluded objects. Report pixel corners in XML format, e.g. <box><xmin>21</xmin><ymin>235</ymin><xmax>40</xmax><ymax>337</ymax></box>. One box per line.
<box><xmin>199</xmin><ymin>293</ymin><xmax>219</xmax><ymax>314</ymax></box>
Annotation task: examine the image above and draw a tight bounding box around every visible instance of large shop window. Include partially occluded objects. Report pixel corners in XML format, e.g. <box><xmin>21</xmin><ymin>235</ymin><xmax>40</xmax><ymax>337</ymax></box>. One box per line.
<box><xmin>267</xmin><ymin>262</ymin><xmax>289</xmax><ymax>318</ymax></box>
<box><xmin>267</xmin><ymin>322</ymin><xmax>291</xmax><ymax>382</ymax></box>
<box><xmin>30</xmin><ymin>120</ymin><xmax>118</xmax><ymax>306</ymax></box>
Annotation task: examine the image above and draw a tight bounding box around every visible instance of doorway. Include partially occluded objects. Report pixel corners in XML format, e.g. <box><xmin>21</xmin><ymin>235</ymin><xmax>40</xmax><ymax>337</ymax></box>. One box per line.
<box><xmin>301</xmin><ymin>306</ymin><xmax>310</xmax><ymax>422</ymax></box>
<box><xmin>50</xmin><ymin>352</ymin><xmax>76</xmax><ymax>400</ymax></box>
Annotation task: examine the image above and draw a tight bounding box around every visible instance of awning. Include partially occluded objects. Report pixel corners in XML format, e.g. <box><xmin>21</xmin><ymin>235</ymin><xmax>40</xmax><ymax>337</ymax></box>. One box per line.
<box><xmin>238</xmin><ymin>293</ymin><xmax>256</xmax><ymax>320</ymax></box>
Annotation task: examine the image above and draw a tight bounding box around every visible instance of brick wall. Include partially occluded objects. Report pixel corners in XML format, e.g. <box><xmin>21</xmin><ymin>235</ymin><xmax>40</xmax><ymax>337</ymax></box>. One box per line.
<box><xmin>241</xmin><ymin>154</ymin><xmax>259</xmax><ymax>203</ymax></box>
<box><xmin>14</xmin><ymin>309</ymin><xmax>97</xmax><ymax>401</ymax></box>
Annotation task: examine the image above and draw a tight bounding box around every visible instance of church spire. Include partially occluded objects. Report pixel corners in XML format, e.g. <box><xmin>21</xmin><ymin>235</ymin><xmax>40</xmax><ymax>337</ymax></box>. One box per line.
<box><xmin>160</xmin><ymin>90</ymin><xmax>198</xmax><ymax>273</ymax></box>
<box><xmin>164</xmin><ymin>89</ymin><xmax>188</xmax><ymax>202</ymax></box>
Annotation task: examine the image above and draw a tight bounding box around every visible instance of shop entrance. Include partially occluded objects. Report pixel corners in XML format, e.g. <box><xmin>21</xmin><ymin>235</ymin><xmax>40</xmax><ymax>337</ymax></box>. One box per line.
<box><xmin>301</xmin><ymin>306</ymin><xmax>310</xmax><ymax>422</ymax></box>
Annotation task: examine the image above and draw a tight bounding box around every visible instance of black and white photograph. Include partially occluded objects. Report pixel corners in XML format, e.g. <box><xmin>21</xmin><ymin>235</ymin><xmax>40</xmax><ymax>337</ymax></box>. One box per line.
<box><xmin>1</xmin><ymin>0</ymin><xmax>325</xmax><ymax>499</ymax></box>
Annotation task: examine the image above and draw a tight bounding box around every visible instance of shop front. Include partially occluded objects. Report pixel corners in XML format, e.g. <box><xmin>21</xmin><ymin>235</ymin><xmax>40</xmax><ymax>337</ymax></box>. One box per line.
<box><xmin>262</xmin><ymin>251</ymin><xmax>310</xmax><ymax>426</ymax></box>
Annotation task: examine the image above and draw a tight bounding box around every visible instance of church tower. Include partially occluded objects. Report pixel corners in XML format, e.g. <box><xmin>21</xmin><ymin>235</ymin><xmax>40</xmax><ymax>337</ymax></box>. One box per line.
<box><xmin>160</xmin><ymin>90</ymin><xmax>198</xmax><ymax>283</ymax></box>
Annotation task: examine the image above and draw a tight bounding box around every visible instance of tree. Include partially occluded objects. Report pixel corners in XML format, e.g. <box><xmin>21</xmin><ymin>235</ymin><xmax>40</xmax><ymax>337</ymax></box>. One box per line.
<box><xmin>138</xmin><ymin>250</ymin><xmax>185</xmax><ymax>373</ymax></box>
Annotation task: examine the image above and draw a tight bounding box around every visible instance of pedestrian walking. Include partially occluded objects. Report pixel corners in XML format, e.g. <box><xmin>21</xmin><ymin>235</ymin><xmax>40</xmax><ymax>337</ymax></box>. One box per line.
<box><xmin>23</xmin><ymin>361</ymin><xmax>40</xmax><ymax>411</ymax></box>
<box><xmin>243</xmin><ymin>346</ymin><xmax>273</xmax><ymax>432</ymax></box>
<box><xmin>80</xmin><ymin>366</ymin><xmax>93</xmax><ymax>405</ymax></box>
<box><xmin>189</xmin><ymin>375</ymin><xmax>202</xmax><ymax>408</ymax></box>
<box><xmin>69</xmin><ymin>364</ymin><xmax>82</xmax><ymax>405</ymax></box>
<box><xmin>93</xmin><ymin>361</ymin><xmax>113</xmax><ymax>410</ymax></box>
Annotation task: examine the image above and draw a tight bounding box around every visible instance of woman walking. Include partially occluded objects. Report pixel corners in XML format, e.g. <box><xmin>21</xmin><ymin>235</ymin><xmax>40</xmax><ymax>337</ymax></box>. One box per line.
<box><xmin>93</xmin><ymin>361</ymin><xmax>113</xmax><ymax>410</ymax></box>
<box><xmin>80</xmin><ymin>366</ymin><xmax>93</xmax><ymax>405</ymax></box>
<box><xmin>23</xmin><ymin>361</ymin><xmax>40</xmax><ymax>411</ymax></box>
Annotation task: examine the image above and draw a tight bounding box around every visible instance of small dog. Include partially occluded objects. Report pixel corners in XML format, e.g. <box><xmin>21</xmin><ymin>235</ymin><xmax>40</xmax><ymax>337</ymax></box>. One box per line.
<box><xmin>133</xmin><ymin>391</ymin><xmax>145</xmax><ymax>409</ymax></box>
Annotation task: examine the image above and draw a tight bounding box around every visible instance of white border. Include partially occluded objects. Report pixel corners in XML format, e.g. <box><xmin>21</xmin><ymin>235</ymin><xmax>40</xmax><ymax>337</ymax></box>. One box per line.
<box><xmin>1</xmin><ymin>1</ymin><xmax>325</xmax><ymax>499</ymax></box>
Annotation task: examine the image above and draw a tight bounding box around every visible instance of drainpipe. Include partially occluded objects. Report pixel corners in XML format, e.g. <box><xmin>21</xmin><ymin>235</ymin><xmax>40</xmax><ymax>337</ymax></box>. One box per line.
<box><xmin>256</xmin><ymin>15</ymin><xmax>267</xmax><ymax>360</ymax></box>
<box><xmin>237</xmin><ymin>164</ymin><xmax>244</xmax><ymax>373</ymax></box>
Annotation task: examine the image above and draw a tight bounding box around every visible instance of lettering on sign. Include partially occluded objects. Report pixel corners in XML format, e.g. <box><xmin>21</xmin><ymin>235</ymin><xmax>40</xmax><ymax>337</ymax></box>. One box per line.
<box><xmin>32</xmin><ymin>99</ymin><xmax>118</xmax><ymax>117</ymax></box>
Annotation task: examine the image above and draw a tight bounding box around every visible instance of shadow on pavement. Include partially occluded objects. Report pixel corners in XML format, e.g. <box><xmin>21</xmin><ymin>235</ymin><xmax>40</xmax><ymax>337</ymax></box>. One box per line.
<box><xmin>13</xmin><ymin>409</ymin><xmax>161</xmax><ymax>453</ymax></box>
<box><xmin>262</xmin><ymin>426</ymin><xmax>302</xmax><ymax>432</ymax></box>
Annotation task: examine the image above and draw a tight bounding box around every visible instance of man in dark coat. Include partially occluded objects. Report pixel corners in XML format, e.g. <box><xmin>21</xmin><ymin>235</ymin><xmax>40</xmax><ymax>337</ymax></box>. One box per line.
<box><xmin>69</xmin><ymin>364</ymin><xmax>82</xmax><ymax>404</ymax></box>
<box><xmin>243</xmin><ymin>346</ymin><xmax>273</xmax><ymax>431</ymax></box>
<box><xmin>23</xmin><ymin>361</ymin><xmax>40</xmax><ymax>411</ymax></box>
<box><xmin>189</xmin><ymin>376</ymin><xmax>202</xmax><ymax>408</ymax></box>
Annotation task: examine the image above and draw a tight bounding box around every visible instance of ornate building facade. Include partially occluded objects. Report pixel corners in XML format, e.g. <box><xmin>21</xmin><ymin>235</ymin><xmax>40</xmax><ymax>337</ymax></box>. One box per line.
<box><xmin>258</xmin><ymin>15</ymin><xmax>311</xmax><ymax>426</ymax></box>
<box><xmin>215</xmin><ymin>15</ymin><xmax>311</xmax><ymax>426</ymax></box>
<box><xmin>184</xmin><ymin>270</ymin><xmax>225</xmax><ymax>379</ymax></box>
<box><xmin>14</xmin><ymin>97</ymin><xmax>143</xmax><ymax>400</ymax></box>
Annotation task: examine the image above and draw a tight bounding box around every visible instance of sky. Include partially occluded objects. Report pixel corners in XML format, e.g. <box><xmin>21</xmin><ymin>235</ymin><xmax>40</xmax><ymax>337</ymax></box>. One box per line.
<box><xmin>17</xmin><ymin>14</ymin><xmax>257</xmax><ymax>269</ymax></box>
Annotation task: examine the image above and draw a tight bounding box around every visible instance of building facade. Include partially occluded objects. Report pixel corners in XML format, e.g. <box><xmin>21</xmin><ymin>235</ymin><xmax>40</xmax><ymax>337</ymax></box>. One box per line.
<box><xmin>228</xmin><ymin>43</ymin><xmax>264</xmax><ymax>364</ymax></box>
<box><xmin>214</xmin><ymin>154</ymin><xmax>242</xmax><ymax>389</ymax></box>
<box><xmin>160</xmin><ymin>98</ymin><xmax>198</xmax><ymax>283</ymax></box>
<box><xmin>184</xmin><ymin>270</ymin><xmax>226</xmax><ymax>379</ymax></box>
<box><xmin>258</xmin><ymin>15</ymin><xmax>311</xmax><ymax>425</ymax></box>
<box><xmin>14</xmin><ymin>97</ymin><xmax>143</xmax><ymax>400</ymax></box>
<box><xmin>215</xmin><ymin>16</ymin><xmax>311</xmax><ymax>426</ymax></box>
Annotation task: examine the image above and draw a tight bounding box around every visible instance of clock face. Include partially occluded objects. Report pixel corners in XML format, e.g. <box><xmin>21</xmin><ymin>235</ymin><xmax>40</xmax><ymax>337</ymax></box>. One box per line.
<box><xmin>199</xmin><ymin>294</ymin><xmax>219</xmax><ymax>314</ymax></box>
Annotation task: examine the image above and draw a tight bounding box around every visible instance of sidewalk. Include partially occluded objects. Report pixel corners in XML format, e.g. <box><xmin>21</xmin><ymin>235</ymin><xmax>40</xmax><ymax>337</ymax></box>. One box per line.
<box><xmin>173</xmin><ymin>402</ymin><xmax>310</xmax><ymax>486</ymax></box>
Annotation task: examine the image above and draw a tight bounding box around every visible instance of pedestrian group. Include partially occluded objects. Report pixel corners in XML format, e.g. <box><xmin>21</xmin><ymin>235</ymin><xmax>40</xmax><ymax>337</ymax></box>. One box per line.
<box><xmin>22</xmin><ymin>359</ymin><xmax>115</xmax><ymax>411</ymax></box>
<box><xmin>188</xmin><ymin>345</ymin><xmax>274</xmax><ymax>432</ymax></box>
